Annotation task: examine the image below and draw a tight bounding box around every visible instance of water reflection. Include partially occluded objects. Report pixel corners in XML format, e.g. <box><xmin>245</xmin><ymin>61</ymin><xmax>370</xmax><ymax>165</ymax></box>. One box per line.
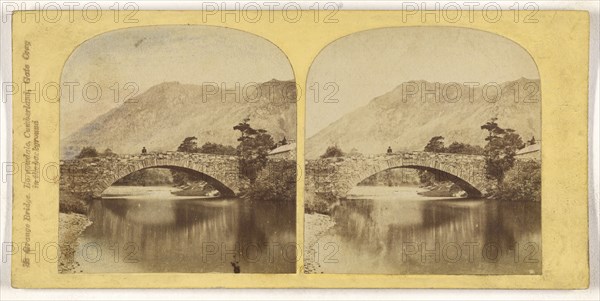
<box><xmin>318</xmin><ymin>186</ymin><xmax>541</xmax><ymax>274</ymax></box>
<box><xmin>75</xmin><ymin>186</ymin><xmax>296</xmax><ymax>273</ymax></box>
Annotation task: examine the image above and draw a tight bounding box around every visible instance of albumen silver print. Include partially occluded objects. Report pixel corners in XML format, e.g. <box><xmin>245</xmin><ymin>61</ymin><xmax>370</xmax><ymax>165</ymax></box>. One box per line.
<box><xmin>58</xmin><ymin>26</ymin><xmax>298</xmax><ymax>274</ymax></box>
<box><xmin>304</xmin><ymin>27</ymin><xmax>542</xmax><ymax>275</ymax></box>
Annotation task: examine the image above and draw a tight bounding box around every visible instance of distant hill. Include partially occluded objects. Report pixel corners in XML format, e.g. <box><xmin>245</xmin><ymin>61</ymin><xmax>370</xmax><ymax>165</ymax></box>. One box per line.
<box><xmin>61</xmin><ymin>79</ymin><xmax>296</xmax><ymax>159</ymax></box>
<box><xmin>306</xmin><ymin>78</ymin><xmax>541</xmax><ymax>159</ymax></box>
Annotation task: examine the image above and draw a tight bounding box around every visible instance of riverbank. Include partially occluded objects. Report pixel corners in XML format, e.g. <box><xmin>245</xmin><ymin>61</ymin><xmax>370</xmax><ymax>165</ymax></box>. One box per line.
<box><xmin>303</xmin><ymin>213</ymin><xmax>336</xmax><ymax>274</ymax></box>
<box><xmin>58</xmin><ymin>212</ymin><xmax>92</xmax><ymax>273</ymax></box>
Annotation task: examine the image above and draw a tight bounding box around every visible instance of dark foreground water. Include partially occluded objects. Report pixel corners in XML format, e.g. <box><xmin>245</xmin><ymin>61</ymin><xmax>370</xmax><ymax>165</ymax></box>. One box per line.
<box><xmin>74</xmin><ymin>186</ymin><xmax>296</xmax><ymax>273</ymax></box>
<box><xmin>311</xmin><ymin>186</ymin><xmax>541</xmax><ymax>275</ymax></box>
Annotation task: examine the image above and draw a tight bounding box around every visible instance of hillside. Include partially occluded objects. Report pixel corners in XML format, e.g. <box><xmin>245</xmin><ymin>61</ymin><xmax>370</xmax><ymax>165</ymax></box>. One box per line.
<box><xmin>306</xmin><ymin>78</ymin><xmax>541</xmax><ymax>159</ymax></box>
<box><xmin>61</xmin><ymin>79</ymin><xmax>296</xmax><ymax>159</ymax></box>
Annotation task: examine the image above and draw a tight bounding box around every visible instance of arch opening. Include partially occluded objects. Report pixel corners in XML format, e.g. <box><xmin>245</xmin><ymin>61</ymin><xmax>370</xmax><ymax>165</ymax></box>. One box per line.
<box><xmin>355</xmin><ymin>165</ymin><xmax>482</xmax><ymax>198</ymax></box>
<box><xmin>102</xmin><ymin>165</ymin><xmax>236</xmax><ymax>197</ymax></box>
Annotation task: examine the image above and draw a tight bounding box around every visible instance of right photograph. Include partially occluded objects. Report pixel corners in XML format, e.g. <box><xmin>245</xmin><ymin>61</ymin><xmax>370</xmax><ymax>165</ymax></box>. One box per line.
<box><xmin>304</xmin><ymin>27</ymin><xmax>542</xmax><ymax>275</ymax></box>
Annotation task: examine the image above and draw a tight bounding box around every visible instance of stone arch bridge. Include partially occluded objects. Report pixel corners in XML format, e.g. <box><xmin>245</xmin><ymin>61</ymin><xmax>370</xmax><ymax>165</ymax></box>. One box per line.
<box><xmin>305</xmin><ymin>151</ymin><xmax>492</xmax><ymax>200</ymax></box>
<box><xmin>60</xmin><ymin>152</ymin><xmax>245</xmax><ymax>199</ymax></box>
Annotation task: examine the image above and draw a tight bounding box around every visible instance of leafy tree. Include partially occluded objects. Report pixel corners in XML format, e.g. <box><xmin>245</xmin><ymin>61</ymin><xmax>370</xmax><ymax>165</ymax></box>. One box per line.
<box><xmin>424</xmin><ymin>136</ymin><xmax>446</xmax><ymax>153</ymax></box>
<box><xmin>177</xmin><ymin>136</ymin><xmax>199</xmax><ymax>153</ymax></box>
<box><xmin>445</xmin><ymin>142</ymin><xmax>484</xmax><ymax>155</ymax></box>
<box><xmin>198</xmin><ymin>142</ymin><xmax>236</xmax><ymax>155</ymax></box>
<box><xmin>76</xmin><ymin>146</ymin><xmax>99</xmax><ymax>159</ymax></box>
<box><xmin>320</xmin><ymin>145</ymin><xmax>344</xmax><ymax>158</ymax></box>
<box><xmin>234</xmin><ymin>118</ymin><xmax>274</xmax><ymax>182</ymax></box>
<box><xmin>420</xmin><ymin>137</ymin><xmax>483</xmax><ymax>186</ymax></box>
<box><xmin>481</xmin><ymin>118</ymin><xmax>525</xmax><ymax>185</ymax></box>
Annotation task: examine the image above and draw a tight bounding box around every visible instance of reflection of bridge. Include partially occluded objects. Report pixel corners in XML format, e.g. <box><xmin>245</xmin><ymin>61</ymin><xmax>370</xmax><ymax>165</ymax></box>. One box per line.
<box><xmin>60</xmin><ymin>152</ymin><xmax>245</xmax><ymax>198</ymax></box>
<box><xmin>306</xmin><ymin>151</ymin><xmax>491</xmax><ymax>199</ymax></box>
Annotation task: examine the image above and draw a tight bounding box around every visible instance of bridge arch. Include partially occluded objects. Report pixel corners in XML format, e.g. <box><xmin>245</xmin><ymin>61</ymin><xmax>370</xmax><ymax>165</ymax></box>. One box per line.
<box><xmin>355</xmin><ymin>165</ymin><xmax>482</xmax><ymax>197</ymax></box>
<box><xmin>60</xmin><ymin>153</ymin><xmax>245</xmax><ymax>199</ymax></box>
<box><xmin>103</xmin><ymin>165</ymin><xmax>236</xmax><ymax>197</ymax></box>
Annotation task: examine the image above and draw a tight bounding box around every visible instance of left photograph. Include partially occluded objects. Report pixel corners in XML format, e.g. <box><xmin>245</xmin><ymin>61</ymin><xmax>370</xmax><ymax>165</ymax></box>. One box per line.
<box><xmin>58</xmin><ymin>26</ymin><xmax>298</xmax><ymax>274</ymax></box>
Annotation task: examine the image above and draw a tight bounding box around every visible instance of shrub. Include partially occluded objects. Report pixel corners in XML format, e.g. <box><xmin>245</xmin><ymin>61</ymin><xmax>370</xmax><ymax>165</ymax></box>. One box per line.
<box><xmin>320</xmin><ymin>145</ymin><xmax>344</xmax><ymax>158</ymax></box>
<box><xmin>495</xmin><ymin>160</ymin><xmax>541</xmax><ymax>202</ymax></box>
<box><xmin>245</xmin><ymin>160</ymin><xmax>296</xmax><ymax>202</ymax></box>
<box><xmin>76</xmin><ymin>146</ymin><xmax>99</xmax><ymax>159</ymax></box>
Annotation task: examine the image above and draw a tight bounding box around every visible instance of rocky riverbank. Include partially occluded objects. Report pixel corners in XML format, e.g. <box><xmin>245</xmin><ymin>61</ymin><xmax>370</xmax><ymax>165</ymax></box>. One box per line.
<box><xmin>58</xmin><ymin>212</ymin><xmax>92</xmax><ymax>273</ymax></box>
<box><xmin>303</xmin><ymin>213</ymin><xmax>336</xmax><ymax>274</ymax></box>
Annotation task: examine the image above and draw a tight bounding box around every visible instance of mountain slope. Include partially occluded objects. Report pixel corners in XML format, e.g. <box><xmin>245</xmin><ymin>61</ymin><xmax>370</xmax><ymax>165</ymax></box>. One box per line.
<box><xmin>61</xmin><ymin>80</ymin><xmax>296</xmax><ymax>158</ymax></box>
<box><xmin>306</xmin><ymin>78</ymin><xmax>541</xmax><ymax>159</ymax></box>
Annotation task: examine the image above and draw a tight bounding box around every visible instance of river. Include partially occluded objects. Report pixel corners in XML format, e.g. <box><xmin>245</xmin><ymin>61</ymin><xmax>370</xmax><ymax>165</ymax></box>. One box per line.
<box><xmin>308</xmin><ymin>185</ymin><xmax>541</xmax><ymax>275</ymax></box>
<box><xmin>74</xmin><ymin>186</ymin><xmax>296</xmax><ymax>273</ymax></box>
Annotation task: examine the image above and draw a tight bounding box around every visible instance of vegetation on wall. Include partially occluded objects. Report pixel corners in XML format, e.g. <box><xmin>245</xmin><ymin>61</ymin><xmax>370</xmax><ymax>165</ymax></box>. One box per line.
<box><xmin>320</xmin><ymin>145</ymin><xmax>344</xmax><ymax>159</ymax></box>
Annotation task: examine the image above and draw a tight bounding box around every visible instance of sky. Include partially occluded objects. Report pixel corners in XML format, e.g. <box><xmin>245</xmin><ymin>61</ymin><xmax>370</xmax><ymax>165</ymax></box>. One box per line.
<box><xmin>60</xmin><ymin>25</ymin><xmax>294</xmax><ymax>138</ymax></box>
<box><xmin>306</xmin><ymin>27</ymin><xmax>540</xmax><ymax>137</ymax></box>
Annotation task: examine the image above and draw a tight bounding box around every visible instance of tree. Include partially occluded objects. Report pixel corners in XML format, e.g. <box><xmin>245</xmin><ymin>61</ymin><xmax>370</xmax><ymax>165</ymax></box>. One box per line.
<box><xmin>234</xmin><ymin>118</ymin><xmax>275</xmax><ymax>182</ymax></box>
<box><xmin>198</xmin><ymin>142</ymin><xmax>236</xmax><ymax>155</ymax></box>
<box><xmin>446</xmin><ymin>142</ymin><xmax>484</xmax><ymax>155</ymax></box>
<box><xmin>76</xmin><ymin>146</ymin><xmax>99</xmax><ymax>159</ymax></box>
<box><xmin>177</xmin><ymin>137</ymin><xmax>199</xmax><ymax>153</ymax></box>
<box><xmin>481</xmin><ymin>118</ymin><xmax>525</xmax><ymax>185</ymax></box>
<box><xmin>424</xmin><ymin>136</ymin><xmax>446</xmax><ymax>153</ymax></box>
<box><xmin>420</xmin><ymin>137</ymin><xmax>484</xmax><ymax>186</ymax></box>
<box><xmin>320</xmin><ymin>145</ymin><xmax>344</xmax><ymax>158</ymax></box>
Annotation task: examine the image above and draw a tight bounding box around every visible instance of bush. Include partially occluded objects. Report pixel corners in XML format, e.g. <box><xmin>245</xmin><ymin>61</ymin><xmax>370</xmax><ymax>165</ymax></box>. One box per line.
<box><xmin>495</xmin><ymin>160</ymin><xmax>541</xmax><ymax>202</ymax></box>
<box><xmin>199</xmin><ymin>142</ymin><xmax>236</xmax><ymax>155</ymax></box>
<box><xmin>76</xmin><ymin>146</ymin><xmax>99</xmax><ymax>159</ymax></box>
<box><xmin>320</xmin><ymin>145</ymin><xmax>344</xmax><ymax>158</ymax></box>
<box><xmin>245</xmin><ymin>160</ymin><xmax>296</xmax><ymax>202</ymax></box>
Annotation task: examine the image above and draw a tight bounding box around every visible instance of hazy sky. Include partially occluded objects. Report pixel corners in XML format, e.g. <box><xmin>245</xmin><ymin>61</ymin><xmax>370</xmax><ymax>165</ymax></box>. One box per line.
<box><xmin>306</xmin><ymin>27</ymin><xmax>540</xmax><ymax>137</ymax></box>
<box><xmin>61</xmin><ymin>25</ymin><xmax>294</xmax><ymax>138</ymax></box>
